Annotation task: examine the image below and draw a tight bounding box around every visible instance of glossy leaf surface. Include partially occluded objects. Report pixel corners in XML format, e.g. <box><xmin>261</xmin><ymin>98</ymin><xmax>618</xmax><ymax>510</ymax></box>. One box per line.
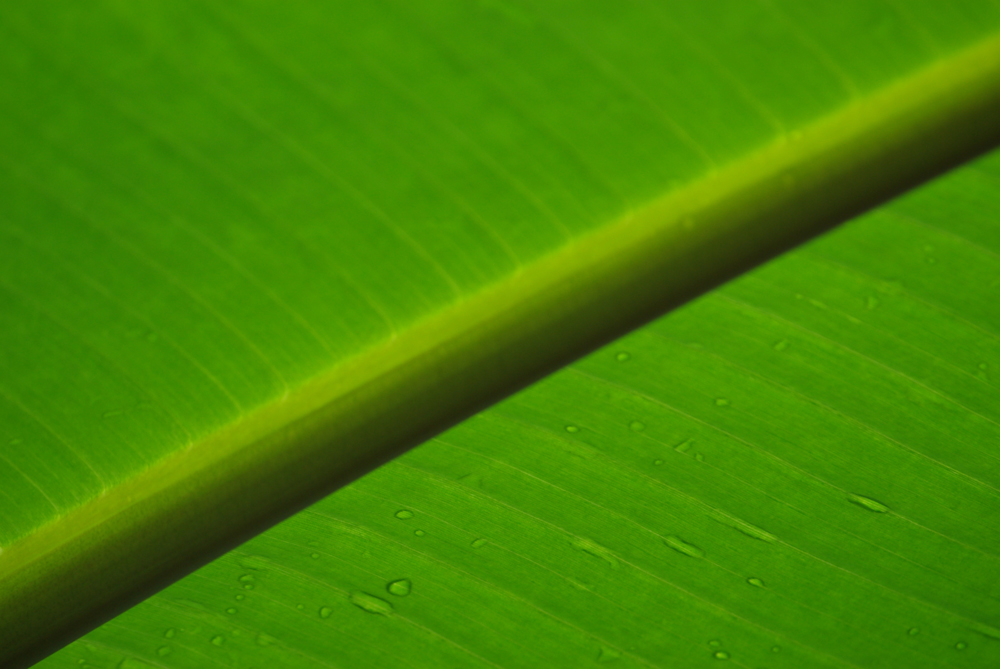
<box><xmin>2</xmin><ymin>1</ymin><xmax>1000</xmax><ymax>666</ymax></box>
<box><xmin>46</xmin><ymin>146</ymin><xmax>1000</xmax><ymax>669</ymax></box>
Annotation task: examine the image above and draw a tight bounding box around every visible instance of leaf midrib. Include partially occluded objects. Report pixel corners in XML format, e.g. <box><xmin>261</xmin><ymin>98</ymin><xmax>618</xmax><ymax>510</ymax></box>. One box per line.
<box><xmin>4</xmin><ymin>29</ymin><xmax>1000</xmax><ymax>667</ymax></box>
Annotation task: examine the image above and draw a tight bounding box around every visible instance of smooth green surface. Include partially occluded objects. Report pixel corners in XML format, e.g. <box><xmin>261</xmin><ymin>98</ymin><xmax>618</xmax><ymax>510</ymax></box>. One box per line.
<box><xmin>45</xmin><ymin>148</ymin><xmax>1000</xmax><ymax>668</ymax></box>
<box><xmin>2</xmin><ymin>0</ymin><xmax>1000</xmax><ymax>666</ymax></box>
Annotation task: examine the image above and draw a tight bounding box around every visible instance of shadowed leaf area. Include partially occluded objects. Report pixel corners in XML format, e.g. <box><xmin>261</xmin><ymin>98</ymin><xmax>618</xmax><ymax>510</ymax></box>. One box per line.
<box><xmin>1</xmin><ymin>1</ymin><xmax>999</xmax><ymax>667</ymax></box>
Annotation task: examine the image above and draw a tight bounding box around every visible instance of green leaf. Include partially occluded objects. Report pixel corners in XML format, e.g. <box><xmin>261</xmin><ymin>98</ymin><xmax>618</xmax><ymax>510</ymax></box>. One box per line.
<box><xmin>44</xmin><ymin>143</ymin><xmax>1000</xmax><ymax>669</ymax></box>
<box><xmin>2</xmin><ymin>1</ymin><xmax>1000</xmax><ymax>667</ymax></box>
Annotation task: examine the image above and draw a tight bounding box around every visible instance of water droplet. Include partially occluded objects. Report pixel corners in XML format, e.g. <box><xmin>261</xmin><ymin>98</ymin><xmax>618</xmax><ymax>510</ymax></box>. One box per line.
<box><xmin>848</xmin><ymin>494</ymin><xmax>889</xmax><ymax>513</ymax></box>
<box><xmin>319</xmin><ymin>606</ymin><xmax>333</xmax><ymax>619</ymax></box>
<box><xmin>715</xmin><ymin>398</ymin><xmax>729</xmax><ymax>407</ymax></box>
<box><xmin>395</xmin><ymin>510</ymin><xmax>414</xmax><ymax>519</ymax></box>
<box><xmin>597</xmin><ymin>646</ymin><xmax>622</xmax><ymax>662</ymax></box>
<box><xmin>708</xmin><ymin>510</ymin><xmax>777</xmax><ymax>543</ymax></box>
<box><xmin>713</xmin><ymin>651</ymin><xmax>730</xmax><ymax>660</ymax></box>
<box><xmin>256</xmin><ymin>632</ymin><xmax>277</xmax><ymax>647</ymax></box>
<box><xmin>226</xmin><ymin>607</ymin><xmax>237</xmax><ymax>614</ymax></box>
<box><xmin>164</xmin><ymin>629</ymin><xmax>175</xmax><ymax>639</ymax></box>
<box><xmin>747</xmin><ymin>577</ymin><xmax>764</xmax><ymax>587</ymax></box>
<box><xmin>311</xmin><ymin>553</ymin><xmax>320</xmax><ymax>559</ymax></box>
<box><xmin>571</xmin><ymin>537</ymin><xmax>620</xmax><ymax>568</ymax></box>
<box><xmin>773</xmin><ymin>340</ymin><xmax>789</xmax><ymax>352</ymax></box>
<box><xmin>908</xmin><ymin>627</ymin><xmax>919</xmax><ymax>636</ymax></box>
<box><xmin>664</xmin><ymin>535</ymin><xmax>705</xmax><ymax>558</ymax></box>
<box><xmin>708</xmin><ymin>640</ymin><xmax>721</xmax><ymax>649</ymax></box>
<box><xmin>471</xmin><ymin>538</ymin><xmax>487</xmax><ymax>549</ymax></box>
<box><xmin>414</xmin><ymin>529</ymin><xmax>426</xmax><ymax>537</ymax></box>
<box><xmin>565</xmin><ymin>425</ymin><xmax>580</xmax><ymax>433</ymax></box>
<box><xmin>629</xmin><ymin>420</ymin><xmax>646</xmax><ymax>432</ymax></box>
<box><xmin>695</xmin><ymin>453</ymin><xmax>705</xmax><ymax>462</ymax></box>
<box><xmin>387</xmin><ymin>578</ymin><xmax>412</xmax><ymax>596</ymax></box>
<box><xmin>955</xmin><ymin>642</ymin><xmax>967</xmax><ymax>650</ymax></box>
<box><xmin>211</xmin><ymin>635</ymin><xmax>225</xmax><ymax>647</ymax></box>
<box><xmin>979</xmin><ymin>362</ymin><xmax>989</xmax><ymax>371</ymax></box>
<box><xmin>653</xmin><ymin>459</ymin><xmax>664</xmax><ymax>466</ymax></box>
<box><xmin>118</xmin><ymin>659</ymin><xmax>156</xmax><ymax>669</ymax></box>
<box><xmin>296</xmin><ymin>604</ymin><xmax>305</xmax><ymax>611</ymax></box>
<box><xmin>157</xmin><ymin>647</ymin><xmax>171</xmax><ymax>658</ymax></box>
<box><xmin>674</xmin><ymin>439</ymin><xmax>692</xmax><ymax>453</ymax></box>
<box><xmin>615</xmin><ymin>352</ymin><xmax>631</xmax><ymax>362</ymax></box>
<box><xmin>970</xmin><ymin>621</ymin><xmax>1000</xmax><ymax>640</ymax></box>
<box><xmin>771</xmin><ymin>646</ymin><xmax>781</xmax><ymax>653</ymax></box>
<box><xmin>350</xmin><ymin>591</ymin><xmax>394</xmax><ymax>615</ymax></box>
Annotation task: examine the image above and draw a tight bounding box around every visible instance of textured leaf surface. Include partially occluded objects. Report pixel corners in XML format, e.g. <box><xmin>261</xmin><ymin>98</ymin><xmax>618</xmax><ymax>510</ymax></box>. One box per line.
<box><xmin>45</xmin><ymin>147</ymin><xmax>1000</xmax><ymax>669</ymax></box>
<box><xmin>2</xmin><ymin>1</ymin><xmax>1000</xmax><ymax>666</ymax></box>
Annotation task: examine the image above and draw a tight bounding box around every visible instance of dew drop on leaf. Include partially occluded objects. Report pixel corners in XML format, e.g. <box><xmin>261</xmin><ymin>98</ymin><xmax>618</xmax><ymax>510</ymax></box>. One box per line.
<box><xmin>747</xmin><ymin>577</ymin><xmax>764</xmax><ymax>587</ymax></box>
<box><xmin>713</xmin><ymin>651</ymin><xmax>730</xmax><ymax>660</ymax></box>
<box><xmin>350</xmin><ymin>591</ymin><xmax>394</xmax><ymax>615</ymax></box>
<box><xmin>319</xmin><ymin>606</ymin><xmax>332</xmax><ymax>619</ymax></box>
<box><xmin>238</xmin><ymin>574</ymin><xmax>255</xmax><ymax>590</ymax></box>
<box><xmin>664</xmin><ymin>535</ymin><xmax>704</xmax><ymax>558</ymax></box>
<box><xmin>414</xmin><ymin>529</ymin><xmax>426</xmax><ymax>536</ymax></box>
<box><xmin>387</xmin><ymin>578</ymin><xmax>412</xmax><ymax>596</ymax></box>
<box><xmin>565</xmin><ymin>425</ymin><xmax>579</xmax><ymax>433</ymax></box>
<box><xmin>235</xmin><ymin>594</ymin><xmax>244</xmax><ymax>601</ymax></box>
<box><xmin>771</xmin><ymin>646</ymin><xmax>781</xmax><ymax>653</ymax></box>
<box><xmin>955</xmin><ymin>642</ymin><xmax>967</xmax><ymax>650</ymax></box>
<box><xmin>674</xmin><ymin>439</ymin><xmax>692</xmax><ymax>453</ymax></box>
<box><xmin>708</xmin><ymin>640</ymin><xmax>721</xmax><ymax>648</ymax></box>
<box><xmin>157</xmin><ymin>647</ymin><xmax>171</xmax><ymax>658</ymax></box>
<box><xmin>164</xmin><ymin>629</ymin><xmax>175</xmax><ymax>639</ymax></box>
<box><xmin>256</xmin><ymin>633</ymin><xmax>277</xmax><ymax>647</ymax></box>
<box><xmin>615</xmin><ymin>352</ymin><xmax>630</xmax><ymax>362</ymax></box>
<box><xmin>471</xmin><ymin>538</ymin><xmax>487</xmax><ymax>549</ymax></box>
<box><xmin>715</xmin><ymin>398</ymin><xmax>729</xmax><ymax>407</ymax></box>
<box><xmin>653</xmin><ymin>459</ymin><xmax>664</xmax><ymax>466</ymax></box>
<box><xmin>629</xmin><ymin>420</ymin><xmax>645</xmax><ymax>432</ymax></box>
<box><xmin>695</xmin><ymin>453</ymin><xmax>705</xmax><ymax>462</ymax></box>
<box><xmin>773</xmin><ymin>340</ymin><xmax>789</xmax><ymax>351</ymax></box>
<box><xmin>908</xmin><ymin>627</ymin><xmax>919</xmax><ymax>636</ymax></box>
<box><xmin>211</xmin><ymin>635</ymin><xmax>225</xmax><ymax>647</ymax></box>
<box><xmin>118</xmin><ymin>658</ymin><xmax>155</xmax><ymax>669</ymax></box>
<box><xmin>847</xmin><ymin>494</ymin><xmax>889</xmax><ymax>513</ymax></box>
<box><xmin>395</xmin><ymin>510</ymin><xmax>414</xmax><ymax>519</ymax></box>
<box><xmin>570</xmin><ymin>537</ymin><xmax>620</xmax><ymax>568</ymax></box>
<box><xmin>597</xmin><ymin>646</ymin><xmax>621</xmax><ymax>662</ymax></box>
<box><xmin>970</xmin><ymin>621</ymin><xmax>1000</xmax><ymax>640</ymax></box>
<box><xmin>310</xmin><ymin>553</ymin><xmax>320</xmax><ymax>559</ymax></box>
<box><xmin>226</xmin><ymin>607</ymin><xmax>236</xmax><ymax>614</ymax></box>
